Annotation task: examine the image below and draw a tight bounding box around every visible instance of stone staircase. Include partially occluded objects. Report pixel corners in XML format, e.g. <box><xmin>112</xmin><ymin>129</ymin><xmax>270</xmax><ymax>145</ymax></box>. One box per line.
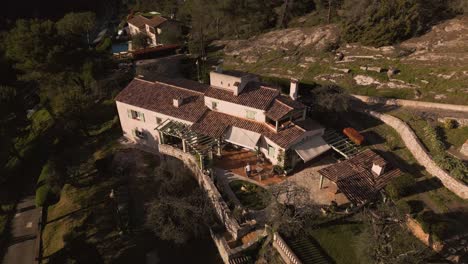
<box><xmin>285</xmin><ymin>236</ymin><xmax>331</xmax><ymax>264</ymax></box>
<box><xmin>229</xmin><ymin>255</ymin><xmax>253</xmax><ymax>264</ymax></box>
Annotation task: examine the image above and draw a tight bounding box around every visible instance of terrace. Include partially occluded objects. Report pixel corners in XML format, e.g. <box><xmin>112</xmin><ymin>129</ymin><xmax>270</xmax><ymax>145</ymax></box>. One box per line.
<box><xmin>213</xmin><ymin>145</ymin><xmax>285</xmax><ymax>185</ymax></box>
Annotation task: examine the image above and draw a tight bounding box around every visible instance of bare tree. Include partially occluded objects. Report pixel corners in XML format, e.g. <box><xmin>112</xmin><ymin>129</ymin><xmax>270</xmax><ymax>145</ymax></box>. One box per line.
<box><xmin>144</xmin><ymin>160</ymin><xmax>216</xmax><ymax>244</ymax></box>
<box><xmin>361</xmin><ymin>203</ymin><xmax>434</xmax><ymax>264</ymax></box>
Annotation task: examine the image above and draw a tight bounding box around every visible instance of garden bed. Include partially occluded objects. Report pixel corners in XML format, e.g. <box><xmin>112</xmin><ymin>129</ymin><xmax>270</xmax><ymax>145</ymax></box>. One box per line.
<box><xmin>229</xmin><ymin>180</ymin><xmax>270</xmax><ymax>210</ymax></box>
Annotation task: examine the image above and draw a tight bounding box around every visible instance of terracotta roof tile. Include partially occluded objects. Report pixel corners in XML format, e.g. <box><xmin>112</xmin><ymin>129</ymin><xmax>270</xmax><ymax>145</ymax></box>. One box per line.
<box><xmin>205</xmin><ymin>82</ymin><xmax>279</xmax><ymax>110</ymax></box>
<box><xmin>265</xmin><ymin>100</ymin><xmax>293</xmax><ymax>121</ymax></box>
<box><xmin>318</xmin><ymin>149</ymin><xmax>401</xmax><ymax>204</ymax></box>
<box><xmin>191</xmin><ymin>111</ymin><xmax>306</xmax><ymax>148</ymax></box>
<box><xmin>115</xmin><ymin>78</ymin><xmax>207</xmax><ymax>123</ymax></box>
<box><xmin>128</xmin><ymin>15</ymin><xmax>167</xmax><ymax>29</ymax></box>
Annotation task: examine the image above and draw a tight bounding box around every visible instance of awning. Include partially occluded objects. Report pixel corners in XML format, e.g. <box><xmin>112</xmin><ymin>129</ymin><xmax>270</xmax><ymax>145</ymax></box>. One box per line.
<box><xmin>224</xmin><ymin>126</ymin><xmax>261</xmax><ymax>150</ymax></box>
<box><xmin>293</xmin><ymin>136</ymin><xmax>331</xmax><ymax>162</ymax></box>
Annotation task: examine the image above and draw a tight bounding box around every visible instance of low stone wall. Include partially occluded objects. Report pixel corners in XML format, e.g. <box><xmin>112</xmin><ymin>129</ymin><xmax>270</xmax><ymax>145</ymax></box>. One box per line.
<box><xmin>353</xmin><ymin>95</ymin><xmax>468</xmax><ymax>112</ymax></box>
<box><xmin>362</xmin><ymin>110</ymin><xmax>468</xmax><ymax>199</ymax></box>
<box><xmin>406</xmin><ymin>216</ymin><xmax>444</xmax><ymax>252</ymax></box>
<box><xmin>437</xmin><ymin>117</ymin><xmax>468</xmax><ymax>128</ymax></box>
<box><xmin>158</xmin><ymin>144</ymin><xmax>244</xmax><ymax>239</ymax></box>
<box><xmin>210</xmin><ymin>229</ymin><xmax>232</xmax><ymax>264</ymax></box>
<box><xmin>272</xmin><ymin>233</ymin><xmax>302</xmax><ymax>264</ymax></box>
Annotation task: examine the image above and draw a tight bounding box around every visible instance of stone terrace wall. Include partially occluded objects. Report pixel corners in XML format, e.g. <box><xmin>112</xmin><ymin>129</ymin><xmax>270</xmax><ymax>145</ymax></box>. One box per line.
<box><xmin>363</xmin><ymin>110</ymin><xmax>468</xmax><ymax>199</ymax></box>
<box><xmin>158</xmin><ymin>144</ymin><xmax>244</xmax><ymax>239</ymax></box>
<box><xmin>353</xmin><ymin>95</ymin><xmax>468</xmax><ymax>112</ymax></box>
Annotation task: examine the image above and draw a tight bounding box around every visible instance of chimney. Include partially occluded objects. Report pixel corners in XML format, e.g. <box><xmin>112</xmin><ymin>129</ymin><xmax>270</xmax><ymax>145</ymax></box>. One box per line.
<box><xmin>371</xmin><ymin>159</ymin><xmax>386</xmax><ymax>177</ymax></box>
<box><xmin>290</xmin><ymin>78</ymin><xmax>299</xmax><ymax>100</ymax></box>
<box><xmin>173</xmin><ymin>97</ymin><xmax>183</xmax><ymax>108</ymax></box>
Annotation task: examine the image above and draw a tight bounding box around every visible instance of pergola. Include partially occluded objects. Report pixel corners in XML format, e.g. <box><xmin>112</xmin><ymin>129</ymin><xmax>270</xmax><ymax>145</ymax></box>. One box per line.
<box><xmin>155</xmin><ymin>119</ymin><xmax>220</xmax><ymax>169</ymax></box>
<box><xmin>322</xmin><ymin>129</ymin><xmax>360</xmax><ymax>159</ymax></box>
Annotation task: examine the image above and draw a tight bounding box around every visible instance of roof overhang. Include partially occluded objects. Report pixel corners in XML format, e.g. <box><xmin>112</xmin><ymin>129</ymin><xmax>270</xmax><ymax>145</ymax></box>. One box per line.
<box><xmin>224</xmin><ymin>126</ymin><xmax>261</xmax><ymax>150</ymax></box>
<box><xmin>293</xmin><ymin>136</ymin><xmax>331</xmax><ymax>162</ymax></box>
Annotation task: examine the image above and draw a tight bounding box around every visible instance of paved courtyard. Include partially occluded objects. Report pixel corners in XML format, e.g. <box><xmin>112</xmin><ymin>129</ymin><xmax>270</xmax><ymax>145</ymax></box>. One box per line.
<box><xmin>279</xmin><ymin>155</ymin><xmax>349</xmax><ymax>206</ymax></box>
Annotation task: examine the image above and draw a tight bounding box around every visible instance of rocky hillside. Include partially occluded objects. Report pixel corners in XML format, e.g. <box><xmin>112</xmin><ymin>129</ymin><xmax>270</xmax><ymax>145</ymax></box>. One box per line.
<box><xmin>218</xmin><ymin>16</ymin><xmax>468</xmax><ymax>105</ymax></box>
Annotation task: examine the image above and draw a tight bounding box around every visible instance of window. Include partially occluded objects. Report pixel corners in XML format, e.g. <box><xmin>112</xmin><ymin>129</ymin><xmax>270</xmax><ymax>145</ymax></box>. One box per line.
<box><xmin>268</xmin><ymin>144</ymin><xmax>275</xmax><ymax>157</ymax></box>
<box><xmin>212</xmin><ymin>101</ymin><xmax>218</xmax><ymax>110</ymax></box>
<box><xmin>156</xmin><ymin>117</ymin><xmax>162</xmax><ymax>124</ymax></box>
<box><xmin>246</xmin><ymin>110</ymin><xmax>256</xmax><ymax>120</ymax></box>
<box><xmin>128</xmin><ymin>109</ymin><xmax>145</xmax><ymax>122</ymax></box>
<box><xmin>134</xmin><ymin>129</ymin><xmax>146</xmax><ymax>139</ymax></box>
<box><xmin>228</xmin><ymin>83</ymin><xmax>231</xmax><ymax>87</ymax></box>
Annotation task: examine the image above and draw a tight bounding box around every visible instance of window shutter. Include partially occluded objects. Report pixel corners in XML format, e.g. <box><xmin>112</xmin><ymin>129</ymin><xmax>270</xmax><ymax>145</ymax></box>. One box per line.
<box><xmin>127</xmin><ymin>109</ymin><xmax>131</xmax><ymax>118</ymax></box>
<box><xmin>141</xmin><ymin>113</ymin><xmax>145</xmax><ymax>122</ymax></box>
<box><xmin>132</xmin><ymin>129</ymin><xmax>136</xmax><ymax>137</ymax></box>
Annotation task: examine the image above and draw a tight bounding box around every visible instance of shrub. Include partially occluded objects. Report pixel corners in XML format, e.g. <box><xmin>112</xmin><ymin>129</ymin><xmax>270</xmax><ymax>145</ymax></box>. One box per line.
<box><xmin>35</xmin><ymin>160</ymin><xmax>61</xmax><ymax>207</ymax></box>
<box><xmin>444</xmin><ymin>119</ymin><xmax>458</xmax><ymax>129</ymax></box>
<box><xmin>96</xmin><ymin>37</ymin><xmax>112</xmax><ymax>52</ymax></box>
<box><xmin>385</xmin><ymin>173</ymin><xmax>416</xmax><ymax>200</ymax></box>
<box><xmin>415</xmin><ymin>210</ymin><xmax>449</xmax><ymax>242</ymax></box>
<box><xmin>94</xmin><ymin>154</ymin><xmax>114</xmax><ymax>176</ymax></box>
<box><xmin>35</xmin><ymin>184</ymin><xmax>51</xmax><ymax>207</ymax></box>
<box><xmin>131</xmin><ymin>33</ymin><xmax>150</xmax><ymax>50</ymax></box>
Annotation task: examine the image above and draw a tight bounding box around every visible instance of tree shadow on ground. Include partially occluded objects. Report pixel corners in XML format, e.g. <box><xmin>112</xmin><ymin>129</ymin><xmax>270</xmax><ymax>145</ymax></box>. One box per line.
<box><xmin>405</xmin><ymin>177</ymin><xmax>444</xmax><ymax>197</ymax></box>
<box><xmin>361</xmin><ymin>130</ymin><xmax>386</xmax><ymax>146</ymax></box>
<box><xmin>372</xmin><ymin>149</ymin><xmax>426</xmax><ymax>178</ymax></box>
<box><xmin>45</xmin><ymin>233</ymin><xmax>103</xmax><ymax>264</ymax></box>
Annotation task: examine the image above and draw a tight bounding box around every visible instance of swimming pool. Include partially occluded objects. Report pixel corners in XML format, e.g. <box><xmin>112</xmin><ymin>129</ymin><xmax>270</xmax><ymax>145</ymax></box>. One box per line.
<box><xmin>112</xmin><ymin>42</ymin><xmax>129</xmax><ymax>54</ymax></box>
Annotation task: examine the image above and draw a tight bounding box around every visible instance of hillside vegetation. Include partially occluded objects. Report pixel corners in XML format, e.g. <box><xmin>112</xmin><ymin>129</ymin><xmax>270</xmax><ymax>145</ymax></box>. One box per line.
<box><xmin>220</xmin><ymin>15</ymin><xmax>468</xmax><ymax>104</ymax></box>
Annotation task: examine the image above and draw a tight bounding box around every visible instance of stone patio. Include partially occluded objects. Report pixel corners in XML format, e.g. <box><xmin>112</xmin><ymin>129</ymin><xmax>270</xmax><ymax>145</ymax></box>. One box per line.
<box><xmin>279</xmin><ymin>155</ymin><xmax>349</xmax><ymax>206</ymax></box>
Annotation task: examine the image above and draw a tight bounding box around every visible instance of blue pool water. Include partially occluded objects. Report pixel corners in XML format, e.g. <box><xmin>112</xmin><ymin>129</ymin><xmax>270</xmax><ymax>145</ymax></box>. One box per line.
<box><xmin>112</xmin><ymin>42</ymin><xmax>129</xmax><ymax>53</ymax></box>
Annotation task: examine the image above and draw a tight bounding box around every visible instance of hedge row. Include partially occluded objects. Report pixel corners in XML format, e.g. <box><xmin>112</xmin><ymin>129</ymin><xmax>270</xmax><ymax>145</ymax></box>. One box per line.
<box><xmin>35</xmin><ymin>161</ymin><xmax>60</xmax><ymax>207</ymax></box>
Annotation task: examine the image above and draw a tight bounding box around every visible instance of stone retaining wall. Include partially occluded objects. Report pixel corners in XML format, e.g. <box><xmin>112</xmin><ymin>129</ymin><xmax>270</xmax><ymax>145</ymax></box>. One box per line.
<box><xmin>406</xmin><ymin>216</ymin><xmax>444</xmax><ymax>252</ymax></box>
<box><xmin>363</xmin><ymin>110</ymin><xmax>468</xmax><ymax>199</ymax></box>
<box><xmin>437</xmin><ymin>117</ymin><xmax>468</xmax><ymax>128</ymax></box>
<box><xmin>353</xmin><ymin>95</ymin><xmax>468</xmax><ymax>112</ymax></box>
<box><xmin>158</xmin><ymin>144</ymin><xmax>244</xmax><ymax>239</ymax></box>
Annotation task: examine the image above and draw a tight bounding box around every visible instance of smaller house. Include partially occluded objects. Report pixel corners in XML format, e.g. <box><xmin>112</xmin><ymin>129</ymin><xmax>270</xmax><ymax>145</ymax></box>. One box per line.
<box><xmin>127</xmin><ymin>14</ymin><xmax>180</xmax><ymax>46</ymax></box>
<box><xmin>318</xmin><ymin>149</ymin><xmax>400</xmax><ymax>205</ymax></box>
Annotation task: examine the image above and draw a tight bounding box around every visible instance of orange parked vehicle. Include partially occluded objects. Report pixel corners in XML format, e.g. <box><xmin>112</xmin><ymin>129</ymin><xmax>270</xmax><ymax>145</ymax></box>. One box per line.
<box><xmin>343</xmin><ymin>127</ymin><xmax>364</xmax><ymax>145</ymax></box>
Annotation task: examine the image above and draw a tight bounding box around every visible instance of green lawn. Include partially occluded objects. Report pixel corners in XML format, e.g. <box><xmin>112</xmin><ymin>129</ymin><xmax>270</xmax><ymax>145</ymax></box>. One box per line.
<box><xmin>229</xmin><ymin>180</ymin><xmax>270</xmax><ymax>210</ymax></box>
<box><xmin>306</xmin><ymin>220</ymin><xmax>369</xmax><ymax>264</ymax></box>
<box><xmin>444</xmin><ymin>126</ymin><xmax>468</xmax><ymax>149</ymax></box>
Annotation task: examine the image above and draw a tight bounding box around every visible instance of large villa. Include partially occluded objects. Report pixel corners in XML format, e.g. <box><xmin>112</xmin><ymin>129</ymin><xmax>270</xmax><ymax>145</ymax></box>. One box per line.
<box><xmin>115</xmin><ymin>69</ymin><xmax>331</xmax><ymax>172</ymax></box>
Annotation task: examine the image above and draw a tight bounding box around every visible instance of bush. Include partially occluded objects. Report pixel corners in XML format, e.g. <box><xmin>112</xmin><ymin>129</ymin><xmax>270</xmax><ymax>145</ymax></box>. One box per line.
<box><xmin>385</xmin><ymin>173</ymin><xmax>416</xmax><ymax>200</ymax></box>
<box><xmin>131</xmin><ymin>33</ymin><xmax>150</xmax><ymax>50</ymax></box>
<box><xmin>444</xmin><ymin>119</ymin><xmax>458</xmax><ymax>129</ymax></box>
<box><xmin>96</xmin><ymin>37</ymin><xmax>112</xmax><ymax>52</ymax></box>
<box><xmin>94</xmin><ymin>154</ymin><xmax>114</xmax><ymax>176</ymax></box>
<box><xmin>35</xmin><ymin>184</ymin><xmax>51</xmax><ymax>207</ymax></box>
<box><xmin>415</xmin><ymin>210</ymin><xmax>449</xmax><ymax>242</ymax></box>
<box><xmin>35</xmin><ymin>160</ymin><xmax>61</xmax><ymax>207</ymax></box>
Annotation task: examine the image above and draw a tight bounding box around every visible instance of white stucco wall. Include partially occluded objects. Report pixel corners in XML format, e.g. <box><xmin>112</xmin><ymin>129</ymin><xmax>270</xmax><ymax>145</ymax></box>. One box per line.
<box><xmin>205</xmin><ymin>96</ymin><xmax>266</xmax><ymax>122</ymax></box>
<box><xmin>116</xmin><ymin>101</ymin><xmax>193</xmax><ymax>146</ymax></box>
<box><xmin>128</xmin><ymin>24</ymin><xmax>140</xmax><ymax>36</ymax></box>
<box><xmin>209</xmin><ymin>72</ymin><xmax>242</xmax><ymax>93</ymax></box>
<box><xmin>258</xmin><ymin>136</ymin><xmax>284</xmax><ymax>165</ymax></box>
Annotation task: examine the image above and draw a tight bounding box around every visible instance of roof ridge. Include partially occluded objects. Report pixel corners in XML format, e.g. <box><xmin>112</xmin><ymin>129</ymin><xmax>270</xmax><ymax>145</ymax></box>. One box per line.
<box><xmin>211</xmin><ymin>110</ymin><xmax>278</xmax><ymax>133</ymax></box>
<box><xmin>152</xmin><ymin>79</ymin><xmax>205</xmax><ymax>95</ymax></box>
<box><xmin>274</xmin><ymin>98</ymin><xmax>294</xmax><ymax>109</ymax></box>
